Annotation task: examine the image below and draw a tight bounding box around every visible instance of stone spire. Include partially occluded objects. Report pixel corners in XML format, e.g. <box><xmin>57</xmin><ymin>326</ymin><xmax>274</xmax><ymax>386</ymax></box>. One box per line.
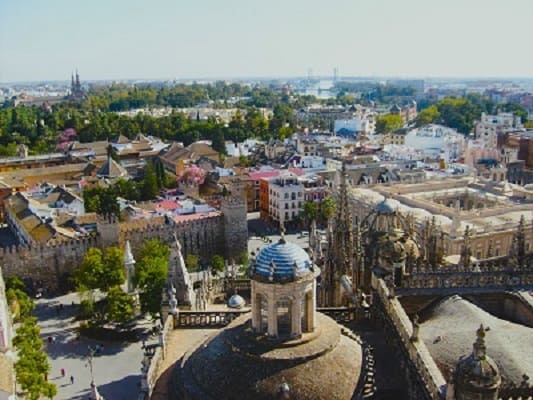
<box><xmin>321</xmin><ymin>161</ymin><xmax>355</xmax><ymax>306</ymax></box>
<box><xmin>169</xmin><ymin>233</ymin><xmax>193</xmax><ymax>307</ymax></box>
<box><xmin>473</xmin><ymin>324</ymin><xmax>487</xmax><ymax>359</ymax></box>
<box><xmin>459</xmin><ymin>225</ymin><xmax>472</xmax><ymax>270</ymax></box>
<box><xmin>124</xmin><ymin>240</ymin><xmax>135</xmax><ymax>294</ymax></box>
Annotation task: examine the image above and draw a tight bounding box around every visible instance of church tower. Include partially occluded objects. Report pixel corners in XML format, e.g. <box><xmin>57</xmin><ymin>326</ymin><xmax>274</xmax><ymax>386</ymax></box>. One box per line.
<box><xmin>320</xmin><ymin>162</ymin><xmax>355</xmax><ymax>306</ymax></box>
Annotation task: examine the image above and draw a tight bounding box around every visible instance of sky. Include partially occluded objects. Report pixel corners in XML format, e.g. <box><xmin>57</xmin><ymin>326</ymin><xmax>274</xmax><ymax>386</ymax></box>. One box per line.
<box><xmin>1</xmin><ymin>0</ymin><xmax>532</xmax><ymax>82</ymax></box>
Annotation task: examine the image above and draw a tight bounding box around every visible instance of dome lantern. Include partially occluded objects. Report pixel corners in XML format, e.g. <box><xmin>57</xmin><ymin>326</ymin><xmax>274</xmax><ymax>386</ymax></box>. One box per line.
<box><xmin>454</xmin><ymin>324</ymin><xmax>501</xmax><ymax>400</ymax></box>
<box><xmin>251</xmin><ymin>237</ymin><xmax>320</xmax><ymax>339</ymax></box>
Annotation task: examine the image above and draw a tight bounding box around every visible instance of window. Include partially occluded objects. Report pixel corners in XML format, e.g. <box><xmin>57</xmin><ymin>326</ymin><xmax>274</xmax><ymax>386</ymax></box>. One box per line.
<box><xmin>284</xmin><ymin>193</ymin><xmax>289</xmax><ymax>199</ymax></box>
<box><xmin>285</xmin><ymin>204</ymin><xmax>289</xmax><ymax>209</ymax></box>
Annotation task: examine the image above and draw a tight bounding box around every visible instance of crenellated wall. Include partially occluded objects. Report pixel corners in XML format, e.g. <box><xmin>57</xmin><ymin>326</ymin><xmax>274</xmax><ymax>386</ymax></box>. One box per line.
<box><xmin>0</xmin><ymin>212</ymin><xmax>234</xmax><ymax>291</ymax></box>
<box><xmin>0</xmin><ymin>236</ymin><xmax>99</xmax><ymax>290</ymax></box>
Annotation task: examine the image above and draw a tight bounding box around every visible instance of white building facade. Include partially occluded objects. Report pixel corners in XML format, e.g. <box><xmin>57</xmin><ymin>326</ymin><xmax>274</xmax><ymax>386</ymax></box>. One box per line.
<box><xmin>268</xmin><ymin>173</ymin><xmax>304</xmax><ymax>226</ymax></box>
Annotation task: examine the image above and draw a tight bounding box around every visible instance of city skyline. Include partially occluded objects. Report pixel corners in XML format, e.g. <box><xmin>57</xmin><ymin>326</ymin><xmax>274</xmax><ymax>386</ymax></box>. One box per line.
<box><xmin>1</xmin><ymin>0</ymin><xmax>532</xmax><ymax>82</ymax></box>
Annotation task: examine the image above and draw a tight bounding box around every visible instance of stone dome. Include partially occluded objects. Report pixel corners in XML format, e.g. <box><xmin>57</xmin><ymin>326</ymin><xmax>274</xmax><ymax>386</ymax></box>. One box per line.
<box><xmin>253</xmin><ymin>238</ymin><xmax>312</xmax><ymax>282</ymax></box>
<box><xmin>454</xmin><ymin>325</ymin><xmax>501</xmax><ymax>393</ymax></box>
<box><xmin>172</xmin><ymin>314</ymin><xmax>363</xmax><ymax>400</ymax></box>
<box><xmin>227</xmin><ymin>294</ymin><xmax>245</xmax><ymax>309</ymax></box>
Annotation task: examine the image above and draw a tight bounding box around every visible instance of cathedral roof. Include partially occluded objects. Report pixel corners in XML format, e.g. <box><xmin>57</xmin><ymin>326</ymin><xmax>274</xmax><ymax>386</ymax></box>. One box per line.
<box><xmin>253</xmin><ymin>238</ymin><xmax>312</xmax><ymax>282</ymax></box>
<box><xmin>420</xmin><ymin>295</ymin><xmax>533</xmax><ymax>384</ymax></box>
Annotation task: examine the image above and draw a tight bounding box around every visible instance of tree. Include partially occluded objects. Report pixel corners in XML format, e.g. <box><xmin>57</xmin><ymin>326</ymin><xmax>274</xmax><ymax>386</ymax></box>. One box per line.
<box><xmin>13</xmin><ymin>317</ymin><xmax>54</xmax><ymax>400</ymax></box>
<box><xmin>75</xmin><ymin>247</ymin><xmax>125</xmax><ymax>293</ymax></box>
<box><xmin>107</xmin><ymin>286</ymin><xmax>135</xmax><ymax>323</ymax></box>
<box><xmin>211</xmin><ymin>255</ymin><xmax>225</xmax><ymax>273</ymax></box>
<box><xmin>415</xmin><ymin>105</ymin><xmax>441</xmax><ymax>126</ymax></box>
<box><xmin>83</xmin><ymin>186</ymin><xmax>119</xmax><ymax>216</ymax></box>
<box><xmin>141</xmin><ymin>162</ymin><xmax>159</xmax><ymax>200</ymax></box>
<box><xmin>301</xmin><ymin>201</ymin><xmax>318</xmax><ymax>228</ymax></box>
<box><xmin>134</xmin><ymin>239</ymin><xmax>169</xmax><ymax>317</ymax></box>
<box><xmin>375</xmin><ymin>114</ymin><xmax>404</xmax><ymax>134</ymax></box>
<box><xmin>320</xmin><ymin>196</ymin><xmax>336</xmax><ymax>223</ymax></box>
<box><xmin>5</xmin><ymin>277</ymin><xmax>34</xmax><ymax>322</ymax></box>
<box><xmin>237</xmin><ymin>251</ymin><xmax>249</xmax><ymax>268</ymax></box>
<box><xmin>238</xmin><ymin>154</ymin><xmax>249</xmax><ymax>167</ymax></box>
<box><xmin>237</xmin><ymin>251</ymin><xmax>250</xmax><ymax>274</ymax></box>
<box><xmin>42</xmin><ymin>382</ymin><xmax>58</xmax><ymax>400</ymax></box>
<box><xmin>186</xmin><ymin>254</ymin><xmax>199</xmax><ymax>272</ymax></box>
<box><xmin>211</xmin><ymin>126</ymin><xmax>226</xmax><ymax>154</ymax></box>
<box><xmin>102</xmin><ymin>247</ymin><xmax>126</xmax><ymax>290</ymax></box>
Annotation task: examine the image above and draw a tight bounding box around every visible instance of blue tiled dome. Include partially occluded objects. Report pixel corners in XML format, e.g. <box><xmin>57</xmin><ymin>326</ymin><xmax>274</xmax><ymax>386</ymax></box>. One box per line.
<box><xmin>375</xmin><ymin>198</ymin><xmax>398</xmax><ymax>215</ymax></box>
<box><xmin>228</xmin><ymin>294</ymin><xmax>245</xmax><ymax>309</ymax></box>
<box><xmin>254</xmin><ymin>239</ymin><xmax>312</xmax><ymax>282</ymax></box>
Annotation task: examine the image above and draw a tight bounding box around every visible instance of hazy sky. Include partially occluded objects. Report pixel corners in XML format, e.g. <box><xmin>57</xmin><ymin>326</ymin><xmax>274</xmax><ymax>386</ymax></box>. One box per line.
<box><xmin>1</xmin><ymin>0</ymin><xmax>532</xmax><ymax>82</ymax></box>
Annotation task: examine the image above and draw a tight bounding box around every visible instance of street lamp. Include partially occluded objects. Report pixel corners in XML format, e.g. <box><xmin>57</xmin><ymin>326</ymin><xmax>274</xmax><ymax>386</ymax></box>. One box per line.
<box><xmin>87</xmin><ymin>346</ymin><xmax>103</xmax><ymax>400</ymax></box>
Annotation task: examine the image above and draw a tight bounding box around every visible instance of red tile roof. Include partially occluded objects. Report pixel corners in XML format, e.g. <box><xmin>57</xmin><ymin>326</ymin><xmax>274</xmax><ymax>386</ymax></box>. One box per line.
<box><xmin>172</xmin><ymin>211</ymin><xmax>220</xmax><ymax>223</ymax></box>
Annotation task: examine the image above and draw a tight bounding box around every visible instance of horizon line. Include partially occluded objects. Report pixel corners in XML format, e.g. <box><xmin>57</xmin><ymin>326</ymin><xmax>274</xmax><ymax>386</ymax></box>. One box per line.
<box><xmin>2</xmin><ymin>74</ymin><xmax>533</xmax><ymax>85</ymax></box>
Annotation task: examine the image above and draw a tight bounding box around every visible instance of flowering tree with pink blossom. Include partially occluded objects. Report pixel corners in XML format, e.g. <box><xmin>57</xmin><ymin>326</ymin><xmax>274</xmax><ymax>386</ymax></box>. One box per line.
<box><xmin>56</xmin><ymin>128</ymin><xmax>77</xmax><ymax>151</ymax></box>
<box><xmin>178</xmin><ymin>165</ymin><xmax>206</xmax><ymax>186</ymax></box>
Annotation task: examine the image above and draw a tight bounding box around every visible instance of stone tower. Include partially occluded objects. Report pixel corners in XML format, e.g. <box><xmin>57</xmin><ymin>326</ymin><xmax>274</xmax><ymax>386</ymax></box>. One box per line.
<box><xmin>220</xmin><ymin>178</ymin><xmax>248</xmax><ymax>261</ymax></box>
<box><xmin>96</xmin><ymin>214</ymin><xmax>120</xmax><ymax>247</ymax></box>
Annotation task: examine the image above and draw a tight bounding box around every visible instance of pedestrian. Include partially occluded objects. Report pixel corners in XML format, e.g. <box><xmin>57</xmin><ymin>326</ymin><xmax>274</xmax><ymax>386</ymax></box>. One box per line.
<box><xmin>61</xmin><ymin>368</ymin><xmax>65</xmax><ymax>377</ymax></box>
<box><xmin>59</xmin><ymin>303</ymin><xmax>64</xmax><ymax>312</ymax></box>
<box><xmin>47</xmin><ymin>336</ymin><xmax>52</xmax><ymax>344</ymax></box>
<box><xmin>70</xmin><ymin>375</ymin><xmax>74</xmax><ymax>385</ymax></box>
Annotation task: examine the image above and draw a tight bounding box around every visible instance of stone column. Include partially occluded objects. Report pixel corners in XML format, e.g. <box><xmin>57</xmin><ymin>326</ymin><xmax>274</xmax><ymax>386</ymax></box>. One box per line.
<box><xmin>291</xmin><ymin>295</ymin><xmax>302</xmax><ymax>338</ymax></box>
<box><xmin>309</xmin><ymin>282</ymin><xmax>317</xmax><ymax>331</ymax></box>
<box><xmin>251</xmin><ymin>285</ymin><xmax>261</xmax><ymax>332</ymax></box>
<box><xmin>267</xmin><ymin>292</ymin><xmax>277</xmax><ymax>338</ymax></box>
